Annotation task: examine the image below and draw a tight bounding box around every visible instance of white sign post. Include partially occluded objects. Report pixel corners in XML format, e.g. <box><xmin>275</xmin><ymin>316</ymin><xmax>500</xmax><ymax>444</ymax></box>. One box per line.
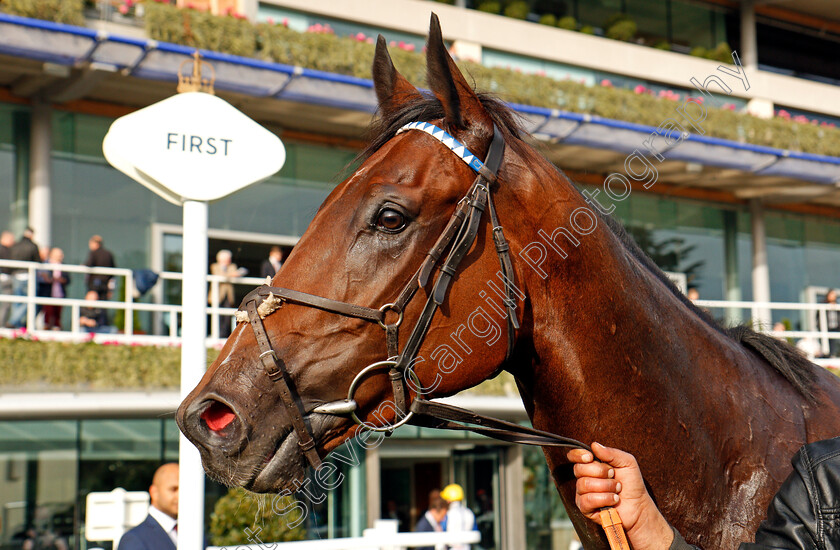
<box><xmin>103</xmin><ymin>89</ymin><xmax>285</xmax><ymax>550</ymax></box>
<box><xmin>85</xmin><ymin>488</ymin><xmax>150</xmax><ymax>548</ymax></box>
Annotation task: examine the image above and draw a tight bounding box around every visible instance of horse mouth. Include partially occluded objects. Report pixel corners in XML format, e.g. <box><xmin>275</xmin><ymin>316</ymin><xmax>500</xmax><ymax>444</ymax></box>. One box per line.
<box><xmin>245</xmin><ymin>429</ymin><xmax>307</xmax><ymax>493</ymax></box>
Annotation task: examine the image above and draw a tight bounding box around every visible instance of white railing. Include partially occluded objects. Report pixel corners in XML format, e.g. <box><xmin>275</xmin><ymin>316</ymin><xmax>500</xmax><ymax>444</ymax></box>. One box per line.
<box><xmin>210</xmin><ymin>519</ymin><xmax>481</xmax><ymax>550</ymax></box>
<box><xmin>3</xmin><ymin>258</ymin><xmax>840</xmax><ymax>362</ymax></box>
<box><xmin>0</xmin><ymin>258</ymin><xmax>263</xmax><ymax>346</ymax></box>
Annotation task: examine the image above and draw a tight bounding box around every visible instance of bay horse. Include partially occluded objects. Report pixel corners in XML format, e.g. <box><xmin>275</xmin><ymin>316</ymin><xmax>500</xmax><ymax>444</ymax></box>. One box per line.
<box><xmin>177</xmin><ymin>15</ymin><xmax>840</xmax><ymax>549</ymax></box>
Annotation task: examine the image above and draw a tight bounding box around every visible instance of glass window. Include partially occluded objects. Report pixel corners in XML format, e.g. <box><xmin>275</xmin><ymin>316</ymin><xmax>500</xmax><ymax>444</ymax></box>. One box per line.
<box><xmin>577</xmin><ymin>0</ymin><xmax>625</xmax><ymax>30</ymax></box>
<box><xmin>670</xmin><ymin>0</ymin><xmax>715</xmax><ymax>49</ymax></box>
<box><xmin>626</xmin><ymin>0</ymin><xmax>668</xmax><ymax>42</ymax></box>
<box><xmin>0</xmin><ymin>420</ymin><xmax>78</xmax><ymax>550</ymax></box>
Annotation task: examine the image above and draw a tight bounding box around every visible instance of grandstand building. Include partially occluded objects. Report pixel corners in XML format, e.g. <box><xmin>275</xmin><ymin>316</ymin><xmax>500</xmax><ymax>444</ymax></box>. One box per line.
<box><xmin>1</xmin><ymin>0</ymin><xmax>839</xmax><ymax>548</ymax></box>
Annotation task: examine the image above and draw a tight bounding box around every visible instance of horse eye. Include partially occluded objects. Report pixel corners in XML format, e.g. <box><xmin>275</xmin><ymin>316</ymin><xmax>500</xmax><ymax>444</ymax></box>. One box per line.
<box><xmin>376</xmin><ymin>209</ymin><xmax>406</xmax><ymax>232</ymax></box>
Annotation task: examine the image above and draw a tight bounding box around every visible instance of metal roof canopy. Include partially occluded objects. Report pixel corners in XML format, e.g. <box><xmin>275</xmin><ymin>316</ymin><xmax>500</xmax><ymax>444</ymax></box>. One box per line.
<box><xmin>1</xmin><ymin>12</ymin><xmax>840</xmax><ymax>206</ymax></box>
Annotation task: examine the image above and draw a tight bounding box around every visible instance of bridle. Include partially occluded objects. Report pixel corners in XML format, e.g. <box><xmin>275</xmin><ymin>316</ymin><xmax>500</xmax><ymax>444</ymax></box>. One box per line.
<box><xmin>237</xmin><ymin>121</ymin><xmax>589</xmax><ymax>470</ymax></box>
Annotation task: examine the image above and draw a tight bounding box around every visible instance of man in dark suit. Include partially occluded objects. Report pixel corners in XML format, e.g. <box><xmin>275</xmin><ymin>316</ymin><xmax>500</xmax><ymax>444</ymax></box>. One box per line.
<box><xmin>260</xmin><ymin>246</ymin><xmax>284</xmax><ymax>279</ymax></box>
<box><xmin>414</xmin><ymin>490</ymin><xmax>448</xmax><ymax>550</ymax></box>
<box><xmin>118</xmin><ymin>463</ymin><xmax>179</xmax><ymax>550</ymax></box>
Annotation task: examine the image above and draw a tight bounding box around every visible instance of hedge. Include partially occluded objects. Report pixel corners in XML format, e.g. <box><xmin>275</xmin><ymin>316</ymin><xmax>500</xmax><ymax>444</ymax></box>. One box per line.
<box><xmin>0</xmin><ymin>337</ymin><xmax>218</xmax><ymax>390</ymax></box>
<box><xmin>140</xmin><ymin>2</ymin><xmax>840</xmax><ymax>158</ymax></box>
<box><xmin>210</xmin><ymin>488</ymin><xmax>306</xmax><ymax>546</ymax></box>
<box><xmin>0</xmin><ymin>0</ymin><xmax>84</xmax><ymax>25</ymax></box>
<box><xmin>0</xmin><ymin>336</ymin><xmax>518</xmax><ymax>394</ymax></box>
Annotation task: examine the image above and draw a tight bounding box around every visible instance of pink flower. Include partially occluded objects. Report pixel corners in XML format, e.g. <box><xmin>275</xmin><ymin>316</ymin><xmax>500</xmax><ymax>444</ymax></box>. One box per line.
<box><xmin>776</xmin><ymin>109</ymin><xmax>791</xmax><ymax>120</ymax></box>
<box><xmin>600</xmin><ymin>79</ymin><xmax>612</xmax><ymax>88</ymax></box>
<box><xmin>793</xmin><ymin>114</ymin><xmax>809</xmax><ymax>124</ymax></box>
<box><xmin>118</xmin><ymin>4</ymin><xmax>129</xmax><ymax>14</ymax></box>
<box><xmin>266</xmin><ymin>17</ymin><xmax>274</xmax><ymax>25</ymax></box>
<box><xmin>633</xmin><ymin>84</ymin><xmax>646</xmax><ymax>94</ymax></box>
<box><xmin>366</xmin><ymin>37</ymin><xmax>374</xmax><ymax>44</ymax></box>
<box><xmin>353</xmin><ymin>32</ymin><xmax>366</xmax><ymax>42</ymax></box>
<box><xmin>281</xmin><ymin>18</ymin><xmax>289</xmax><ymax>27</ymax></box>
<box><xmin>535</xmin><ymin>70</ymin><xmax>546</xmax><ymax>77</ymax></box>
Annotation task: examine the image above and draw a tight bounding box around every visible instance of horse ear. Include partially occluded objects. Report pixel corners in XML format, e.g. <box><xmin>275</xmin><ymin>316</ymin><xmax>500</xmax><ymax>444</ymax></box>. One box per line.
<box><xmin>373</xmin><ymin>35</ymin><xmax>423</xmax><ymax>119</ymax></box>
<box><xmin>426</xmin><ymin>13</ymin><xmax>492</xmax><ymax>133</ymax></box>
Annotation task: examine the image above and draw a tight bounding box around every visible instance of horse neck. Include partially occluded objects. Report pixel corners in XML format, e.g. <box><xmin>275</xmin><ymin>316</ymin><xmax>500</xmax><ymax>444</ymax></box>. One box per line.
<box><xmin>498</xmin><ymin>153</ymin><xmax>731</xmax><ymax>440</ymax></box>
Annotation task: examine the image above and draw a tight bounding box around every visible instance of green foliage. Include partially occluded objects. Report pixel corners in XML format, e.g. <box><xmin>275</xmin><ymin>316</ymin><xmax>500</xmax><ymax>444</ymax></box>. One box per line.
<box><xmin>580</xmin><ymin>24</ymin><xmax>595</xmax><ymax>34</ymax></box>
<box><xmin>557</xmin><ymin>15</ymin><xmax>577</xmax><ymax>30</ymax></box>
<box><xmin>538</xmin><ymin>13</ymin><xmax>556</xmax><ymax>26</ymax></box>
<box><xmin>653</xmin><ymin>40</ymin><xmax>671</xmax><ymax>51</ymax></box>
<box><xmin>138</xmin><ymin>2</ymin><xmax>840</xmax><ymax>157</ymax></box>
<box><xmin>476</xmin><ymin>1</ymin><xmax>502</xmax><ymax>14</ymax></box>
<box><xmin>0</xmin><ymin>337</ymin><xmax>219</xmax><ymax>390</ymax></box>
<box><xmin>690</xmin><ymin>46</ymin><xmax>708</xmax><ymax>58</ymax></box>
<box><xmin>606</xmin><ymin>19</ymin><xmax>637</xmax><ymax>42</ymax></box>
<box><xmin>210</xmin><ymin>488</ymin><xmax>306</xmax><ymax>546</ymax></box>
<box><xmin>112</xmin><ymin>280</ymin><xmax>142</xmax><ymax>334</ymax></box>
<box><xmin>0</xmin><ymin>0</ymin><xmax>84</xmax><ymax>25</ymax></box>
<box><xmin>707</xmin><ymin>42</ymin><xmax>733</xmax><ymax>63</ymax></box>
<box><xmin>625</xmin><ymin>224</ymin><xmax>704</xmax><ymax>282</ymax></box>
<box><xmin>143</xmin><ymin>1</ymin><xmax>256</xmax><ymax>58</ymax></box>
<box><xmin>503</xmin><ymin>0</ymin><xmax>530</xmax><ymax>19</ymax></box>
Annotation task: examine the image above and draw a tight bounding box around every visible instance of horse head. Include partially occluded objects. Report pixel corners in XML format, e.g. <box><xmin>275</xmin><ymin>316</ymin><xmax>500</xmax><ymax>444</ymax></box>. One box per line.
<box><xmin>176</xmin><ymin>14</ymin><xmax>536</xmax><ymax>493</ymax></box>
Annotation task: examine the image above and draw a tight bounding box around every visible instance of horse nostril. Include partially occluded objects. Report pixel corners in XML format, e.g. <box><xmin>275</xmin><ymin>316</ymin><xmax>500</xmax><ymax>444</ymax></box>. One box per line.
<box><xmin>201</xmin><ymin>401</ymin><xmax>237</xmax><ymax>433</ymax></box>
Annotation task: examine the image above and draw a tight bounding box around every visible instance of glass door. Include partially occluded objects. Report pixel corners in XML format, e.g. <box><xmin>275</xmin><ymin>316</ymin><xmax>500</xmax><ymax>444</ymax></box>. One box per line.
<box><xmin>452</xmin><ymin>446</ymin><xmax>502</xmax><ymax>550</ymax></box>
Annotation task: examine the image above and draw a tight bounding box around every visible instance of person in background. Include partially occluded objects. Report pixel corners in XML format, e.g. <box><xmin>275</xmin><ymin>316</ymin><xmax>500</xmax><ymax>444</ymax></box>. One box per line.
<box><xmin>818</xmin><ymin>289</ymin><xmax>840</xmax><ymax>357</ymax></box>
<box><xmin>7</xmin><ymin>227</ymin><xmax>40</xmax><ymax>328</ymax></box>
<box><xmin>84</xmin><ymin>235</ymin><xmax>115</xmax><ymax>300</ymax></box>
<box><xmin>35</xmin><ymin>246</ymin><xmax>51</xmax><ymax>321</ymax></box>
<box><xmin>41</xmin><ymin>248</ymin><xmax>70</xmax><ymax>330</ymax></box>
<box><xmin>0</xmin><ymin>230</ymin><xmax>14</xmax><ymax>327</ymax></box>
<box><xmin>415</xmin><ymin>490</ymin><xmax>449</xmax><ymax>550</ymax></box>
<box><xmin>209</xmin><ymin>249</ymin><xmax>245</xmax><ymax>338</ymax></box>
<box><xmin>260</xmin><ymin>246</ymin><xmax>284</xmax><ymax>279</ymax></box>
<box><xmin>79</xmin><ymin>290</ymin><xmax>113</xmax><ymax>333</ymax></box>
<box><xmin>117</xmin><ymin>463</ymin><xmax>179</xmax><ymax>550</ymax></box>
<box><xmin>441</xmin><ymin>483</ymin><xmax>477</xmax><ymax>550</ymax></box>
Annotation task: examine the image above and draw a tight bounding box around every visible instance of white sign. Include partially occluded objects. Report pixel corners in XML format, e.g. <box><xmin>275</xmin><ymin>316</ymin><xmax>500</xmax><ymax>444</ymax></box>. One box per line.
<box><xmin>85</xmin><ymin>488</ymin><xmax>150</xmax><ymax>546</ymax></box>
<box><xmin>102</xmin><ymin>92</ymin><xmax>285</xmax><ymax>205</ymax></box>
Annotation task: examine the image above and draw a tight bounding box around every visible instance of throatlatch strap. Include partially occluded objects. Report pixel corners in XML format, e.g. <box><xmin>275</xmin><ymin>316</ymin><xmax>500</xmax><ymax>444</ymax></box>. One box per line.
<box><xmin>246</xmin><ymin>301</ymin><xmax>323</xmax><ymax>469</ymax></box>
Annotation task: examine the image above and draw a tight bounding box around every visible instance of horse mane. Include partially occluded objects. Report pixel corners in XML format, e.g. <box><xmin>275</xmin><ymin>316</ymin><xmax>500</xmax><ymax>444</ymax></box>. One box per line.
<box><xmin>360</xmin><ymin>89</ymin><xmax>817</xmax><ymax>400</ymax></box>
<box><xmin>599</xmin><ymin>213</ymin><xmax>816</xmax><ymax>399</ymax></box>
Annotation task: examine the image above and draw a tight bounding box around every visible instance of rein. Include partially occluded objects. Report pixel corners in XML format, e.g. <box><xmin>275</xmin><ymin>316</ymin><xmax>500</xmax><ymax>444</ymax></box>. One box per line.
<box><xmin>236</xmin><ymin>122</ymin><xmax>590</xmax><ymax>471</ymax></box>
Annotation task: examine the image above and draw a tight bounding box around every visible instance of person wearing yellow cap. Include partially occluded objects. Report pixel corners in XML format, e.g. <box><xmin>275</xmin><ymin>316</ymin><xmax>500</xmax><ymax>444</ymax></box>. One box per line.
<box><xmin>441</xmin><ymin>483</ymin><xmax>477</xmax><ymax>550</ymax></box>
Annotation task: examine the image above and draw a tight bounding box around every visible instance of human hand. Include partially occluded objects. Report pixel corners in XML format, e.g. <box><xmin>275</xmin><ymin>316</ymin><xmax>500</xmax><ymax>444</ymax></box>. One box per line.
<box><xmin>567</xmin><ymin>442</ymin><xmax>674</xmax><ymax>550</ymax></box>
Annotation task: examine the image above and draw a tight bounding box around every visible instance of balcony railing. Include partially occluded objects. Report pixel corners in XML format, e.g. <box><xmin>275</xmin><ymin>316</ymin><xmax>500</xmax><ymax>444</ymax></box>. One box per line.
<box><xmin>0</xmin><ymin>258</ymin><xmax>263</xmax><ymax>346</ymax></box>
<box><xmin>2</xmin><ymin>258</ymin><xmax>840</xmax><ymax>367</ymax></box>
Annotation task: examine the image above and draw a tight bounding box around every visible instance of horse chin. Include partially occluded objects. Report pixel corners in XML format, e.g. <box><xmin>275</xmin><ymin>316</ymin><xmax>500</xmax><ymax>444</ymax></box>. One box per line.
<box><xmin>241</xmin><ymin>413</ymin><xmax>342</xmax><ymax>494</ymax></box>
<box><xmin>246</xmin><ymin>428</ymin><xmax>308</xmax><ymax>493</ymax></box>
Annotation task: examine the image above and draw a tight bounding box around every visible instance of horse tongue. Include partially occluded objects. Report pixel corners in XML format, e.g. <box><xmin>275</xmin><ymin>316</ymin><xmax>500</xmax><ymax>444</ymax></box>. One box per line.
<box><xmin>201</xmin><ymin>402</ymin><xmax>236</xmax><ymax>432</ymax></box>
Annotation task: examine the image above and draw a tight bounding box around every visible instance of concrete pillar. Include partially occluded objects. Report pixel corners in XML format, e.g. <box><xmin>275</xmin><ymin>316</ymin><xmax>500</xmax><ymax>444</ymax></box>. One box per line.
<box><xmin>503</xmin><ymin>446</ymin><xmax>525</xmax><ymax>550</ymax></box>
<box><xmin>365</xmin><ymin>444</ymin><xmax>380</xmax><ymax>529</ymax></box>
<box><xmin>723</xmin><ymin>210</ymin><xmax>741</xmax><ymax>324</ymax></box>
<box><xmin>750</xmin><ymin>199</ymin><xmax>771</xmax><ymax>329</ymax></box>
<box><xmin>740</xmin><ymin>0</ymin><xmax>758</xmax><ymax>70</ymax></box>
<box><xmin>28</xmin><ymin>101</ymin><xmax>51</xmax><ymax>247</ymax></box>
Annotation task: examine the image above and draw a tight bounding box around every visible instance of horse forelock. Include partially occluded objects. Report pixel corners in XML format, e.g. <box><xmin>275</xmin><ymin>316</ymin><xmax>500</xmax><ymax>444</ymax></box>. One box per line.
<box><xmin>357</xmin><ymin>91</ymin><xmax>528</xmax><ymax>165</ymax></box>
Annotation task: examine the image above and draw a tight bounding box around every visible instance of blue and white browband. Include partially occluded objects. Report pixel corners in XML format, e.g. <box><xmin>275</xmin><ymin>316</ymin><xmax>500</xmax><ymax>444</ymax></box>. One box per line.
<box><xmin>397</xmin><ymin>121</ymin><xmax>485</xmax><ymax>174</ymax></box>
